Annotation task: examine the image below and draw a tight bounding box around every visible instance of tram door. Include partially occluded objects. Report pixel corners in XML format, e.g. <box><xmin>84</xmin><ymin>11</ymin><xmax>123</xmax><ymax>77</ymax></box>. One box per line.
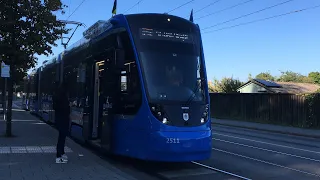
<box><xmin>100</xmin><ymin>50</ymin><xmax>119</xmax><ymax>151</ymax></box>
<box><xmin>83</xmin><ymin>57</ymin><xmax>108</xmax><ymax>143</ymax></box>
<box><xmin>91</xmin><ymin>50</ymin><xmax>116</xmax><ymax>151</ymax></box>
<box><xmin>92</xmin><ymin>48</ymin><xmax>123</xmax><ymax>151</ymax></box>
<box><xmin>91</xmin><ymin>61</ymin><xmax>101</xmax><ymax>140</ymax></box>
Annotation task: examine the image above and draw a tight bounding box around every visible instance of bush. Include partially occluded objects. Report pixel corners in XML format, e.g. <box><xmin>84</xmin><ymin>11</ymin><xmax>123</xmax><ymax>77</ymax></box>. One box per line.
<box><xmin>303</xmin><ymin>93</ymin><xmax>320</xmax><ymax>128</ymax></box>
<box><xmin>212</xmin><ymin>77</ymin><xmax>243</xmax><ymax>93</ymax></box>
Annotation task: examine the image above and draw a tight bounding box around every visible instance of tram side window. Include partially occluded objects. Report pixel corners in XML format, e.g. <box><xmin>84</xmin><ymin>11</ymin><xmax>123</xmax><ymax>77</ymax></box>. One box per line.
<box><xmin>118</xmin><ymin>31</ymin><xmax>142</xmax><ymax>115</ymax></box>
<box><xmin>40</xmin><ymin>69</ymin><xmax>47</xmax><ymax>100</ymax></box>
<box><xmin>48</xmin><ymin>65</ymin><xmax>57</xmax><ymax>100</ymax></box>
<box><xmin>64</xmin><ymin>66</ymin><xmax>78</xmax><ymax>105</ymax></box>
<box><xmin>34</xmin><ymin>73</ymin><xmax>39</xmax><ymax>100</ymax></box>
<box><xmin>76</xmin><ymin>63</ymin><xmax>86</xmax><ymax>107</ymax></box>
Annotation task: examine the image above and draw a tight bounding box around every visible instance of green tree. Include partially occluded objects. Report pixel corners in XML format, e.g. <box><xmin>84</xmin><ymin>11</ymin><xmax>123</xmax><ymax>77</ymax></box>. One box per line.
<box><xmin>277</xmin><ymin>71</ymin><xmax>312</xmax><ymax>83</ymax></box>
<box><xmin>248</xmin><ymin>73</ymin><xmax>252</xmax><ymax>80</ymax></box>
<box><xmin>212</xmin><ymin>77</ymin><xmax>243</xmax><ymax>93</ymax></box>
<box><xmin>208</xmin><ymin>81</ymin><xmax>215</xmax><ymax>92</ymax></box>
<box><xmin>0</xmin><ymin>0</ymin><xmax>69</xmax><ymax>136</ymax></box>
<box><xmin>255</xmin><ymin>72</ymin><xmax>275</xmax><ymax>81</ymax></box>
<box><xmin>308</xmin><ymin>72</ymin><xmax>320</xmax><ymax>84</ymax></box>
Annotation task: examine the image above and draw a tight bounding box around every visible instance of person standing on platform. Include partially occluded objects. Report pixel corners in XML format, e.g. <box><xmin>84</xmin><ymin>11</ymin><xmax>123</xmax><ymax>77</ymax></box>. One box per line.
<box><xmin>53</xmin><ymin>81</ymin><xmax>71</xmax><ymax>163</ymax></box>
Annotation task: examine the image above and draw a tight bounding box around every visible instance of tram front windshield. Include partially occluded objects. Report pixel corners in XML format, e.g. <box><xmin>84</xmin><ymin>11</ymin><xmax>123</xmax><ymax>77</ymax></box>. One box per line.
<box><xmin>126</xmin><ymin>14</ymin><xmax>206</xmax><ymax>103</ymax></box>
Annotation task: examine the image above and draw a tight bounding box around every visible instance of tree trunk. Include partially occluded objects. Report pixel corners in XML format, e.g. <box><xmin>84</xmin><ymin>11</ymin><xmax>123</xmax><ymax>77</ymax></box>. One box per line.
<box><xmin>6</xmin><ymin>76</ymin><xmax>13</xmax><ymax>137</ymax></box>
<box><xmin>6</xmin><ymin>15</ymin><xmax>16</xmax><ymax>137</ymax></box>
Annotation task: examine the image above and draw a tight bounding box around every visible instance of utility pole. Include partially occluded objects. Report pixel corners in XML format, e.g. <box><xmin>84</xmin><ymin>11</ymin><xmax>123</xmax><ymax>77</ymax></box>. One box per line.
<box><xmin>1</xmin><ymin>61</ymin><xmax>10</xmax><ymax>136</ymax></box>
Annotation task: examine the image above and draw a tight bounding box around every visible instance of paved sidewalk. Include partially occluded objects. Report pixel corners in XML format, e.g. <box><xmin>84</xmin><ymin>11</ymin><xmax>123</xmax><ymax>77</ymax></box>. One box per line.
<box><xmin>212</xmin><ymin>118</ymin><xmax>320</xmax><ymax>138</ymax></box>
<box><xmin>0</xmin><ymin>109</ymin><xmax>137</xmax><ymax>180</ymax></box>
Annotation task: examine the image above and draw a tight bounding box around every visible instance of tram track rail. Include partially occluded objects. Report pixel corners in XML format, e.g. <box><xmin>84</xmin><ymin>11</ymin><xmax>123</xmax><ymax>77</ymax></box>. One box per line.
<box><xmin>28</xmin><ymin>111</ymin><xmax>260</xmax><ymax>180</ymax></box>
<box><xmin>27</xmin><ymin>110</ymin><xmax>243</xmax><ymax>180</ymax></box>
<box><xmin>191</xmin><ymin>161</ymin><xmax>252</xmax><ymax>180</ymax></box>
<box><xmin>70</xmin><ymin>124</ymin><xmax>320</xmax><ymax>180</ymax></box>
<box><xmin>211</xmin><ymin>147</ymin><xmax>320</xmax><ymax>178</ymax></box>
<box><xmin>26</xmin><ymin>105</ymin><xmax>320</xmax><ymax>180</ymax></box>
<box><xmin>139</xmin><ymin>161</ymin><xmax>251</xmax><ymax>180</ymax></box>
<box><xmin>62</xmin><ymin>127</ymin><xmax>247</xmax><ymax>180</ymax></box>
<box><xmin>67</xmin><ymin>133</ymin><xmax>251</xmax><ymax>180</ymax></box>
<box><xmin>64</xmin><ymin>128</ymin><xmax>320</xmax><ymax>180</ymax></box>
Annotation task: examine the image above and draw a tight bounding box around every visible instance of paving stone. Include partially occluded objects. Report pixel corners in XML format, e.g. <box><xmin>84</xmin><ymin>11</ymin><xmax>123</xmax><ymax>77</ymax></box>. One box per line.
<box><xmin>0</xmin><ymin>106</ymin><xmax>137</xmax><ymax>180</ymax></box>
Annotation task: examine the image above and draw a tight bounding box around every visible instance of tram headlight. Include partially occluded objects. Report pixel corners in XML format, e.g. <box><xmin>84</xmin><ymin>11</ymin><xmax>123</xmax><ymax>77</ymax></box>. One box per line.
<box><xmin>151</xmin><ymin>106</ymin><xmax>156</xmax><ymax>111</ymax></box>
<box><xmin>150</xmin><ymin>103</ymin><xmax>169</xmax><ymax>124</ymax></box>
<box><xmin>162</xmin><ymin>117</ymin><xmax>168</xmax><ymax>124</ymax></box>
<box><xmin>150</xmin><ymin>104</ymin><xmax>162</xmax><ymax>117</ymax></box>
<box><xmin>203</xmin><ymin>111</ymin><xmax>208</xmax><ymax>117</ymax></box>
<box><xmin>201</xmin><ymin>104</ymin><xmax>209</xmax><ymax>123</ymax></box>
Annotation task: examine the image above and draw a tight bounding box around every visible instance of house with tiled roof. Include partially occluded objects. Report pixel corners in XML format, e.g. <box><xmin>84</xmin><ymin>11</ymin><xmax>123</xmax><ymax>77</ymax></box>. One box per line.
<box><xmin>237</xmin><ymin>79</ymin><xmax>320</xmax><ymax>94</ymax></box>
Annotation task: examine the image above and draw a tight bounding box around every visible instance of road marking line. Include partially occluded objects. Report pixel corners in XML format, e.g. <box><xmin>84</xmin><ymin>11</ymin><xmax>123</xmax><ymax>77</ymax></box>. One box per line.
<box><xmin>212</xmin><ymin>133</ymin><xmax>320</xmax><ymax>154</ymax></box>
<box><xmin>212</xmin><ymin>147</ymin><xmax>320</xmax><ymax>177</ymax></box>
<box><xmin>191</xmin><ymin>161</ymin><xmax>252</xmax><ymax>180</ymax></box>
<box><xmin>213</xmin><ymin>138</ymin><xmax>320</xmax><ymax>163</ymax></box>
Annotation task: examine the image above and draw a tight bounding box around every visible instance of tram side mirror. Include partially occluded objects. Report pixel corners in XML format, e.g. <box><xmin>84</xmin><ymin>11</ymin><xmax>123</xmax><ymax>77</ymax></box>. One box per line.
<box><xmin>115</xmin><ymin>49</ymin><xmax>125</xmax><ymax>69</ymax></box>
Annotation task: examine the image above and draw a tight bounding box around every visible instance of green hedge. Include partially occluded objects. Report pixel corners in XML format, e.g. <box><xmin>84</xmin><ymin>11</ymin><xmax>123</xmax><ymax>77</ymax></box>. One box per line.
<box><xmin>303</xmin><ymin>93</ymin><xmax>320</xmax><ymax>128</ymax></box>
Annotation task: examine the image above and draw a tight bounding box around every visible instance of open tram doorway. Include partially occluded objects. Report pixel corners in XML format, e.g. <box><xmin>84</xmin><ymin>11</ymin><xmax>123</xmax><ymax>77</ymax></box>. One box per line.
<box><xmin>92</xmin><ymin>60</ymin><xmax>103</xmax><ymax>141</ymax></box>
<box><xmin>90</xmin><ymin>58</ymin><xmax>112</xmax><ymax>150</ymax></box>
<box><xmin>89</xmin><ymin>48</ymin><xmax>123</xmax><ymax>151</ymax></box>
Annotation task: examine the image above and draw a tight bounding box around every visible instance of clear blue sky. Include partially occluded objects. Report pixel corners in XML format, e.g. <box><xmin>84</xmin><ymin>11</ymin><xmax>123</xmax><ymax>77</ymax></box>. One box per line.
<box><xmin>35</xmin><ymin>0</ymin><xmax>320</xmax><ymax>82</ymax></box>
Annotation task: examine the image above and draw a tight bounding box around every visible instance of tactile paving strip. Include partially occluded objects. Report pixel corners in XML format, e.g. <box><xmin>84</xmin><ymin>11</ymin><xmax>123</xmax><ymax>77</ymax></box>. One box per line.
<box><xmin>41</xmin><ymin>146</ymin><xmax>56</xmax><ymax>153</ymax></box>
<box><xmin>0</xmin><ymin>147</ymin><xmax>10</xmax><ymax>154</ymax></box>
<box><xmin>26</xmin><ymin>146</ymin><xmax>43</xmax><ymax>153</ymax></box>
<box><xmin>0</xmin><ymin>146</ymin><xmax>73</xmax><ymax>154</ymax></box>
<box><xmin>11</xmin><ymin>146</ymin><xmax>27</xmax><ymax>153</ymax></box>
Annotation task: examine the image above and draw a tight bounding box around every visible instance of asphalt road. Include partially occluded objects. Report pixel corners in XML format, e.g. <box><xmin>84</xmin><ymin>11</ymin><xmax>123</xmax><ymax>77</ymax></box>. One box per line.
<box><xmin>201</xmin><ymin>125</ymin><xmax>320</xmax><ymax>180</ymax></box>
<box><xmin>11</xmin><ymin>100</ymin><xmax>320</xmax><ymax>180</ymax></box>
<box><xmin>136</xmin><ymin>124</ymin><xmax>320</xmax><ymax>180</ymax></box>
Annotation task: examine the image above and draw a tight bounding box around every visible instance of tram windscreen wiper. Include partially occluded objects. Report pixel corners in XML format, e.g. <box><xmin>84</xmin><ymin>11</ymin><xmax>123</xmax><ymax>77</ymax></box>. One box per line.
<box><xmin>183</xmin><ymin>78</ymin><xmax>204</xmax><ymax>106</ymax></box>
<box><xmin>183</xmin><ymin>26</ymin><xmax>205</xmax><ymax>106</ymax></box>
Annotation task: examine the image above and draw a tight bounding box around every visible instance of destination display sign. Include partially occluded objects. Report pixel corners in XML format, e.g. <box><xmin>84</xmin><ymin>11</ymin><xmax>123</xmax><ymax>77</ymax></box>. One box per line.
<box><xmin>139</xmin><ymin>28</ymin><xmax>193</xmax><ymax>43</ymax></box>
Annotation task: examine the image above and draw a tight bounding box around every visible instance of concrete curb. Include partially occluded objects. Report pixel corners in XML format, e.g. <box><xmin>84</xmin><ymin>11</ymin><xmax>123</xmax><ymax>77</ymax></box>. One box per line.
<box><xmin>212</xmin><ymin>122</ymin><xmax>320</xmax><ymax>139</ymax></box>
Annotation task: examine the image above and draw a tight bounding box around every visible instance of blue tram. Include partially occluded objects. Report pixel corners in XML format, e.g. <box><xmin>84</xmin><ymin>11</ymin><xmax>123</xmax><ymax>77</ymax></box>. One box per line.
<box><xmin>22</xmin><ymin>70</ymin><xmax>36</xmax><ymax>111</ymax></box>
<box><xmin>24</xmin><ymin>13</ymin><xmax>212</xmax><ymax>162</ymax></box>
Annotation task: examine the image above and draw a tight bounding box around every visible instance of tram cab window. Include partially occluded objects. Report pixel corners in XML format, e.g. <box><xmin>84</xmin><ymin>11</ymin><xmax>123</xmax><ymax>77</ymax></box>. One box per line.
<box><xmin>117</xmin><ymin>31</ymin><xmax>142</xmax><ymax>115</ymax></box>
<box><xmin>76</xmin><ymin>63</ymin><xmax>87</xmax><ymax>108</ymax></box>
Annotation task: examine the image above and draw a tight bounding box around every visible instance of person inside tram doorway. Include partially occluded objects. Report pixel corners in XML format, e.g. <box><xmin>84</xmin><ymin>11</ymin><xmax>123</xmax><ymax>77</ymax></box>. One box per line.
<box><xmin>53</xmin><ymin>81</ymin><xmax>71</xmax><ymax>163</ymax></box>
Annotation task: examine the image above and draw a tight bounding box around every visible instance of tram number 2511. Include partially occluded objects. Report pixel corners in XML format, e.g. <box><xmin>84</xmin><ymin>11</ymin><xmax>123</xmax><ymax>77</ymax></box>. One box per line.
<box><xmin>166</xmin><ymin>138</ymin><xmax>180</xmax><ymax>144</ymax></box>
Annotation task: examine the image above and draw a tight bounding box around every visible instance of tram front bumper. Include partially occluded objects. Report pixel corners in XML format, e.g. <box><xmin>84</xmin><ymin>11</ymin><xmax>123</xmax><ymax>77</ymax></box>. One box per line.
<box><xmin>148</xmin><ymin>130</ymin><xmax>212</xmax><ymax>162</ymax></box>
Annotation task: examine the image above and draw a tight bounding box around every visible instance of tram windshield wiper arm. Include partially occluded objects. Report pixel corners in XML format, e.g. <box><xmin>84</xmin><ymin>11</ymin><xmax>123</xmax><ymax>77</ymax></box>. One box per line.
<box><xmin>183</xmin><ymin>78</ymin><xmax>205</xmax><ymax>106</ymax></box>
